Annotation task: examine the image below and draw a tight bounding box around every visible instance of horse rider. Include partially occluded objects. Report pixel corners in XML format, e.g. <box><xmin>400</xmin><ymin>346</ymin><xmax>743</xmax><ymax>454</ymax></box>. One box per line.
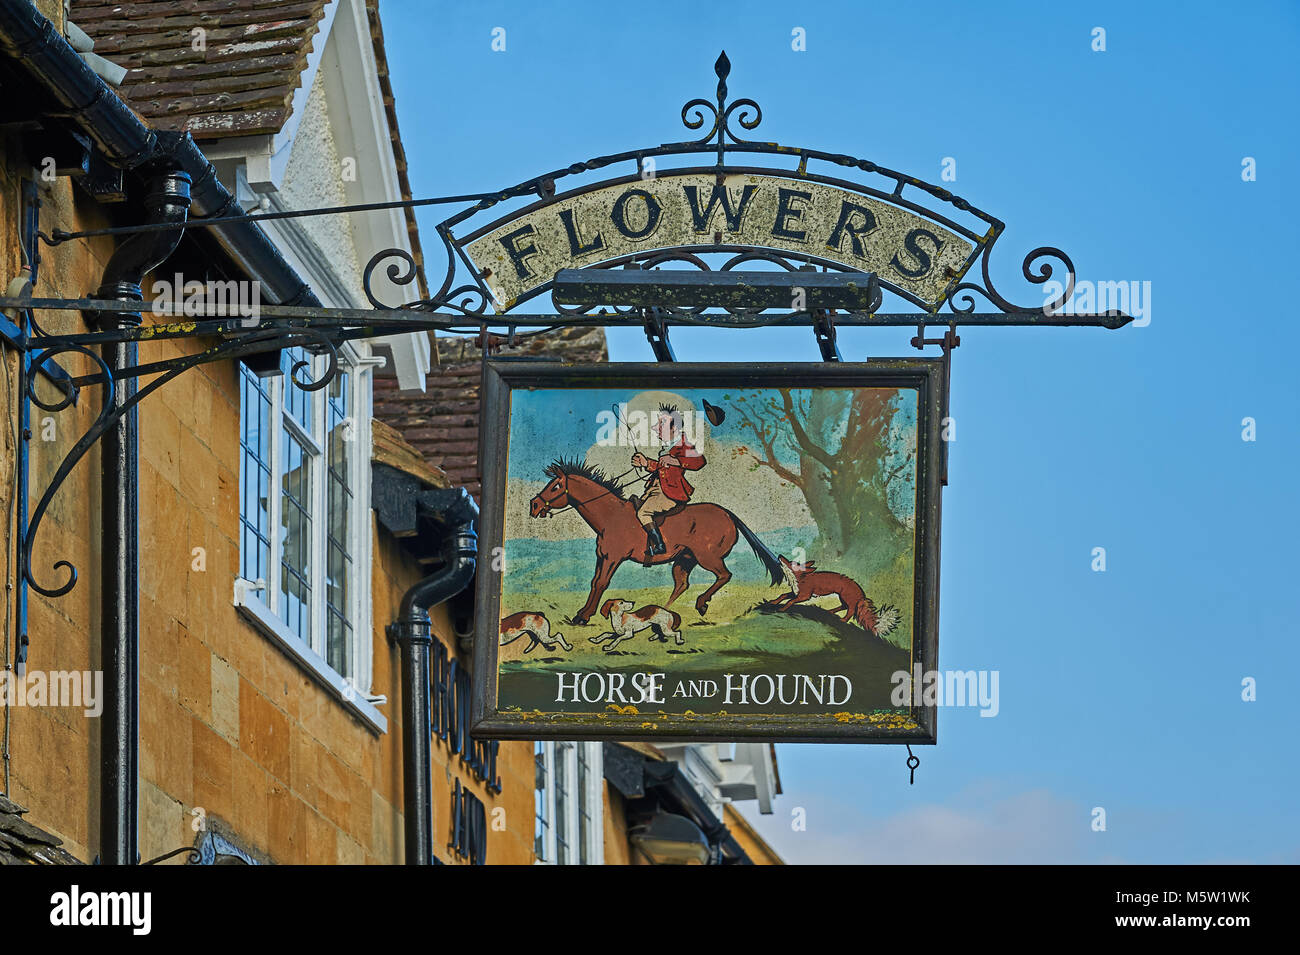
<box><xmin>630</xmin><ymin>403</ymin><xmax>706</xmax><ymax>555</ymax></box>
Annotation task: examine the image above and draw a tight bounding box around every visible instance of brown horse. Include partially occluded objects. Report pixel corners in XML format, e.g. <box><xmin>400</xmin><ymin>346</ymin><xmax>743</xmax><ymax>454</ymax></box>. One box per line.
<box><xmin>529</xmin><ymin>460</ymin><xmax>782</xmax><ymax>625</ymax></box>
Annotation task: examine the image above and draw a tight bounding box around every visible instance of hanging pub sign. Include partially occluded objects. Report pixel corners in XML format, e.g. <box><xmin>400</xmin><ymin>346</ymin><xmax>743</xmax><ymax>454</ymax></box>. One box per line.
<box><xmin>470</xmin><ymin>360</ymin><xmax>945</xmax><ymax>743</ymax></box>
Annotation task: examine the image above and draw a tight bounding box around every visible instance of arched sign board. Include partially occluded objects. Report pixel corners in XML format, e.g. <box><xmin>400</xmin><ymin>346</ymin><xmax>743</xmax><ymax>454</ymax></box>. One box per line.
<box><xmin>461</xmin><ymin>171</ymin><xmax>985</xmax><ymax>312</ymax></box>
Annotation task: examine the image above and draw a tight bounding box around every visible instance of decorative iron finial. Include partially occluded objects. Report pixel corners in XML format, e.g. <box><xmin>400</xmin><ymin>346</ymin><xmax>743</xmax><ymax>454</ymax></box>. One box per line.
<box><xmin>680</xmin><ymin>51</ymin><xmax>762</xmax><ymax>164</ymax></box>
<box><xmin>715</xmin><ymin>50</ymin><xmax>730</xmax><ymax>103</ymax></box>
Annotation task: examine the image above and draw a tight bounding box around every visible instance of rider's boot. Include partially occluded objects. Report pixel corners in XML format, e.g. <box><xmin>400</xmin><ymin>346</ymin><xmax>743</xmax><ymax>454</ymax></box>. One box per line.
<box><xmin>645</xmin><ymin>524</ymin><xmax>667</xmax><ymax>556</ymax></box>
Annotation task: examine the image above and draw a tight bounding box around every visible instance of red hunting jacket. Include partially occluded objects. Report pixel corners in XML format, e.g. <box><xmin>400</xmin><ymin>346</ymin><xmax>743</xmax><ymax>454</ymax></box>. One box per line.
<box><xmin>644</xmin><ymin>437</ymin><xmax>705</xmax><ymax>502</ymax></box>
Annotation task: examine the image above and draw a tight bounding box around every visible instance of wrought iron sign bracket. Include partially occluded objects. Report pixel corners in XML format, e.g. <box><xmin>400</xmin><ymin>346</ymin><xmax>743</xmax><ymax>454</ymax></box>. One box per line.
<box><xmin>812</xmin><ymin>311</ymin><xmax>841</xmax><ymax>362</ymax></box>
<box><xmin>4</xmin><ymin>50</ymin><xmax>1130</xmax><ymax>674</ymax></box>
<box><xmin>910</xmin><ymin>321</ymin><xmax>961</xmax><ymax>353</ymax></box>
<box><xmin>911</xmin><ymin>321</ymin><xmax>960</xmax><ymax>487</ymax></box>
<box><xmin>642</xmin><ymin>308</ymin><xmax>676</xmax><ymax>362</ymax></box>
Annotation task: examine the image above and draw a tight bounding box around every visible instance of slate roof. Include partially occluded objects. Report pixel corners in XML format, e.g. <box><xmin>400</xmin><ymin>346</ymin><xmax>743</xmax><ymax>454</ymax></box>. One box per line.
<box><xmin>372</xmin><ymin>328</ymin><xmax>608</xmax><ymax>499</ymax></box>
<box><xmin>70</xmin><ymin>0</ymin><xmax>329</xmax><ymax>137</ymax></box>
<box><xmin>0</xmin><ymin>793</ymin><xmax>82</xmax><ymax>865</ymax></box>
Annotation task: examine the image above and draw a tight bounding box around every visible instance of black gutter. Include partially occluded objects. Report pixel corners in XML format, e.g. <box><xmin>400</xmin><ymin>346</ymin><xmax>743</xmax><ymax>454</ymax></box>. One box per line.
<box><xmin>388</xmin><ymin>488</ymin><xmax>479</xmax><ymax>865</ymax></box>
<box><xmin>0</xmin><ymin>2</ymin><xmax>319</xmax><ymax>309</ymax></box>
<box><xmin>94</xmin><ymin>168</ymin><xmax>192</xmax><ymax>866</ymax></box>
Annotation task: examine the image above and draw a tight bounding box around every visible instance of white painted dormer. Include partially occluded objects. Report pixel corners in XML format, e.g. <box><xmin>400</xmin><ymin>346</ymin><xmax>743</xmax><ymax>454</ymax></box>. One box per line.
<box><xmin>205</xmin><ymin>0</ymin><xmax>431</xmax><ymax>391</ymax></box>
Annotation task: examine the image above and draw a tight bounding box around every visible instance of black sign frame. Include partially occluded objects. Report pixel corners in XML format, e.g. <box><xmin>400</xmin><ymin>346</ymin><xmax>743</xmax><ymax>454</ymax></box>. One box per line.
<box><xmin>470</xmin><ymin>359</ymin><xmax>945</xmax><ymax>744</ymax></box>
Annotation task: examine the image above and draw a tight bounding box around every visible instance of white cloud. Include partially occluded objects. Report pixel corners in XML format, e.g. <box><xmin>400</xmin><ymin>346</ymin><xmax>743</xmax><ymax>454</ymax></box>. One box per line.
<box><xmin>739</xmin><ymin>787</ymin><xmax>1103</xmax><ymax>865</ymax></box>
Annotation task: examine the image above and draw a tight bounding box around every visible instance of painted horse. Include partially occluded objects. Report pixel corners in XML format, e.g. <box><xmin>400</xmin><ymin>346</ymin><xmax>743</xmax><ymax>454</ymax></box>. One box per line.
<box><xmin>529</xmin><ymin>459</ymin><xmax>783</xmax><ymax>625</ymax></box>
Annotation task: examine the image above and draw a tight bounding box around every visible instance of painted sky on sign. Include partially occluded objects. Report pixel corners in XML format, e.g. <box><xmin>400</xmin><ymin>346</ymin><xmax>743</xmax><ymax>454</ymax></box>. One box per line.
<box><xmin>502</xmin><ymin>386</ymin><xmax>917</xmax><ymax>541</ymax></box>
<box><xmin>385</xmin><ymin>0</ymin><xmax>1300</xmax><ymax>864</ymax></box>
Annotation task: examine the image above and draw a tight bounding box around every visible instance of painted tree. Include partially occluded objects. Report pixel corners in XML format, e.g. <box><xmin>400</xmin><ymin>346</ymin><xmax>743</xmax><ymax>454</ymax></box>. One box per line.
<box><xmin>732</xmin><ymin>387</ymin><xmax>916</xmax><ymax>577</ymax></box>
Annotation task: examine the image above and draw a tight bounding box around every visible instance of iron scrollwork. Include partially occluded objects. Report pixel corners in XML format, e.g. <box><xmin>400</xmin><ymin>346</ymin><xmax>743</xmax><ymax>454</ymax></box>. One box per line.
<box><xmin>415</xmin><ymin>52</ymin><xmax>1020</xmax><ymax>320</ymax></box>
<box><xmin>362</xmin><ymin>246</ymin><xmax>491</xmax><ymax>317</ymax></box>
<box><xmin>141</xmin><ymin>845</ymin><xmax>203</xmax><ymax>865</ymax></box>
<box><xmin>946</xmin><ymin>244</ymin><xmax>1079</xmax><ymax>317</ymax></box>
<box><xmin>13</xmin><ymin>51</ymin><xmax>1127</xmax><ymax>619</ymax></box>
<box><xmin>680</xmin><ymin>51</ymin><xmax>764</xmax><ymax>162</ymax></box>
<box><xmin>23</xmin><ymin>343</ymin><xmax>114</xmax><ymax>597</ymax></box>
<box><xmin>21</xmin><ymin>327</ymin><xmax>333</xmax><ymax>600</ymax></box>
<box><xmin>284</xmin><ymin>327</ymin><xmax>340</xmax><ymax>392</ymax></box>
<box><xmin>403</xmin><ymin>52</ymin><xmax>1128</xmax><ymax>327</ymax></box>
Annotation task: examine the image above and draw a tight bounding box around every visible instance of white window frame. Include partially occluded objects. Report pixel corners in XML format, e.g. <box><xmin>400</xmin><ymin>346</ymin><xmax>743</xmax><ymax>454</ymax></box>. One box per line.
<box><xmin>534</xmin><ymin>741</ymin><xmax>604</xmax><ymax>865</ymax></box>
<box><xmin>233</xmin><ymin>342</ymin><xmax>385</xmax><ymax>732</ymax></box>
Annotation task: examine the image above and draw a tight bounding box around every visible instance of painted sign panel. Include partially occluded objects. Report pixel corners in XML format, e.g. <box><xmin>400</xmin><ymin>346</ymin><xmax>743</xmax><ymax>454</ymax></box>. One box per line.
<box><xmin>471</xmin><ymin>362</ymin><xmax>944</xmax><ymax>743</ymax></box>
<box><xmin>463</xmin><ymin>173</ymin><xmax>977</xmax><ymax>310</ymax></box>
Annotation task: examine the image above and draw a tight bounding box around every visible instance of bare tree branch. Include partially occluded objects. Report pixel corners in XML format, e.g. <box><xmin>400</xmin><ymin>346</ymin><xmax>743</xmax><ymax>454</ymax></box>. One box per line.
<box><xmin>880</xmin><ymin>457</ymin><xmax>911</xmax><ymax>493</ymax></box>
<box><xmin>735</xmin><ymin>398</ymin><xmax>804</xmax><ymax>488</ymax></box>
<box><xmin>779</xmin><ymin>390</ymin><xmax>836</xmax><ymax>468</ymax></box>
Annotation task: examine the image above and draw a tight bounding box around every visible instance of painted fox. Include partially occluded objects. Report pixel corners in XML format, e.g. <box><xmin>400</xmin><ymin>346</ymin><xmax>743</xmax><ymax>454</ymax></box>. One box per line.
<box><xmin>772</xmin><ymin>555</ymin><xmax>900</xmax><ymax>639</ymax></box>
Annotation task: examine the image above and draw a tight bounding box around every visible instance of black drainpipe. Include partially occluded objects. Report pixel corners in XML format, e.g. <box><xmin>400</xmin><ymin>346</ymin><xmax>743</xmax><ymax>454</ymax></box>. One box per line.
<box><xmin>389</xmin><ymin>488</ymin><xmax>478</xmax><ymax>865</ymax></box>
<box><xmin>94</xmin><ymin>169</ymin><xmax>192</xmax><ymax>865</ymax></box>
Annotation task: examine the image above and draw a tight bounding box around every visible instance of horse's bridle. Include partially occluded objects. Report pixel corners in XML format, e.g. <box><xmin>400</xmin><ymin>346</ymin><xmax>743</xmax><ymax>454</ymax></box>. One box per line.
<box><xmin>532</xmin><ymin>467</ymin><xmax>643</xmax><ymax>517</ymax></box>
<box><xmin>532</xmin><ymin>474</ymin><xmax>570</xmax><ymax>518</ymax></box>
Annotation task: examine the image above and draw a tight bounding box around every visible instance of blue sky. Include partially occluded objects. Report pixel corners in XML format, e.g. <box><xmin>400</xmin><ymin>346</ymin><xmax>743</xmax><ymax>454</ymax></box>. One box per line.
<box><xmin>383</xmin><ymin>0</ymin><xmax>1300</xmax><ymax>863</ymax></box>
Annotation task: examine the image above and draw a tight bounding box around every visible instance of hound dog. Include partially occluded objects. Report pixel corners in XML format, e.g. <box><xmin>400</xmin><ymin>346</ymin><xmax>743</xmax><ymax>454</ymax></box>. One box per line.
<box><xmin>590</xmin><ymin>598</ymin><xmax>683</xmax><ymax>652</ymax></box>
<box><xmin>499</xmin><ymin>611</ymin><xmax>572</xmax><ymax>653</ymax></box>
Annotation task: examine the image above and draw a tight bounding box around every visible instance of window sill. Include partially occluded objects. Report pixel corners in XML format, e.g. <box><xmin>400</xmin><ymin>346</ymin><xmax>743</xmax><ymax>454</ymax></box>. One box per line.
<box><xmin>232</xmin><ymin>583</ymin><xmax>387</xmax><ymax>735</ymax></box>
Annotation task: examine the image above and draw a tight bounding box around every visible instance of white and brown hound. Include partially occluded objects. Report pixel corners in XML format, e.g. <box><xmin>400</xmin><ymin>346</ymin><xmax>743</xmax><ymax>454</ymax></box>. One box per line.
<box><xmin>590</xmin><ymin>599</ymin><xmax>683</xmax><ymax>652</ymax></box>
<box><xmin>499</xmin><ymin>611</ymin><xmax>572</xmax><ymax>653</ymax></box>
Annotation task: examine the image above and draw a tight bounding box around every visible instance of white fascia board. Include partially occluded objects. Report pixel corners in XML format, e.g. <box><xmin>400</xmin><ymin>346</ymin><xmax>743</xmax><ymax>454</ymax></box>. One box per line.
<box><xmin>321</xmin><ymin>0</ymin><xmax>429</xmax><ymax>391</ymax></box>
<box><xmin>200</xmin><ymin>134</ymin><xmax>275</xmax><ymax>191</ymax></box>
<box><xmin>736</xmin><ymin>742</ymin><xmax>777</xmax><ymax>815</ymax></box>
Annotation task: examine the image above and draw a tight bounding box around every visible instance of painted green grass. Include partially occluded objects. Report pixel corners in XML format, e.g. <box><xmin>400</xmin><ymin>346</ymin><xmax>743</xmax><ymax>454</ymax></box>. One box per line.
<box><xmin>499</xmin><ymin>577</ymin><xmax>912</xmax><ymax>714</ymax></box>
<box><xmin>499</xmin><ymin>577</ymin><xmax>910</xmax><ymax>676</ymax></box>
<box><xmin>496</xmin><ymin>530</ymin><xmax>918</xmax><ymax>716</ymax></box>
<box><xmin>501</xmin><ymin>529</ymin><xmax>915</xmax><ymax>660</ymax></box>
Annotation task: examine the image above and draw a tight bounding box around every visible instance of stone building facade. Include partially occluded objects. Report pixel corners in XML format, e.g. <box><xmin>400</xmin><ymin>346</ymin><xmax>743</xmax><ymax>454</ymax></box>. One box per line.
<box><xmin>0</xmin><ymin>0</ymin><xmax>531</xmax><ymax>866</ymax></box>
<box><xmin>0</xmin><ymin>0</ymin><xmax>782</xmax><ymax>866</ymax></box>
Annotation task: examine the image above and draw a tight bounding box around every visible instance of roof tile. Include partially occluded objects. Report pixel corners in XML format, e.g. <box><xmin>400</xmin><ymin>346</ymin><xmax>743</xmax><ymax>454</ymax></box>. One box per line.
<box><xmin>71</xmin><ymin>0</ymin><xmax>328</xmax><ymax>137</ymax></box>
<box><xmin>0</xmin><ymin>795</ymin><xmax>82</xmax><ymax>865</ymax></box>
